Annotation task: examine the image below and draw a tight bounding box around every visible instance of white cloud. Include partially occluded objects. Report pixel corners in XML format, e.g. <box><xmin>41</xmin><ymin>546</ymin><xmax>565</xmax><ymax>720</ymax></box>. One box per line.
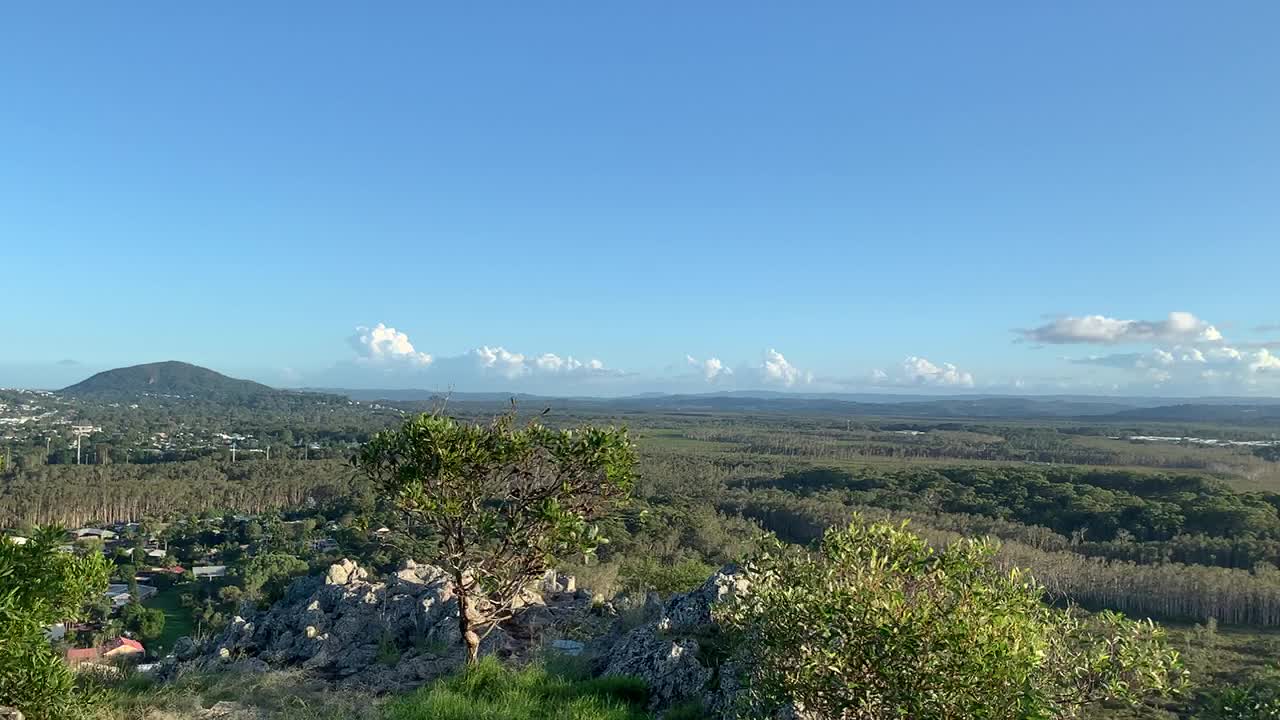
<box><xmin>686</xmin><ymin>354</ymin><xmax>732</xmax><ymax>382</ymax></box>
<box><xmin>1250</xmin><ymin>349</ymin><xmax>1280</xmax><ymax>374</ymax></box>
<box><xmin>349</xmin><ymin>324</ymin><xmax>433</xmax><ymax>367</ymax></box>
<box><xmin>902</xmin><ymin>356</ymin><xmax>975</xmax><ymax>387</ymax></box>
<box><xmin>343</xmin><ymin>324</ymin><xmax>617</xmax><ymax>390</ymax></box>
<box><xmin>532</xmin><ymin>353</ymin><xmax>608</xmax><ymax>374</ymax></box>
<box><xmin>471</xmin><ymin>346</ymin><xmax>528</xmax><ymax>379</ymax></box>
<box><xmin>1072</xmin><ymin>344</ymin><xmax>1280</xmax><ymax>390</ymax></box>
<box><xmin>1020</xmin><ymin>311</ymin><xmax>1223</xmax><ymax>345</ymax></box>
<box><xmin>761</xmin><ymin>349</ymin><xmax>812</xmax><ymax>387</ymax></box>
<box><xmin>1180</xmin><ymin>348</ymin><xmax>1206</xmax><ymax>363</ymax></box>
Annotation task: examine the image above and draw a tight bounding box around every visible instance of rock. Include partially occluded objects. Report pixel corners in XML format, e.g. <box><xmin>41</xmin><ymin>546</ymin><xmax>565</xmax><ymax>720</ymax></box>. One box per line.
<box><xmin>0</xmin><ymin>706</ymin><xmax>24</xmax><ymax>720</ymax></box>
<box><xmin>324</xmin><ymin>558</ymin><xmax>368</xmax><ymax>586</ymax></box>
<box><xmin>540</xmin><ymin>570</ymin><xmax>576</xmax><ymax>594</ymax></box>
<box><xmin>550</xmin><ymin>639</ymin><xmax>585</xmax><ymax>656</ymax></box>
<box><xmin>604</xmin><ymin>628</ymin><xmax>712</xmax><ymax>710</ymax></box>
<box><xmin>663</xmin><ymin>565</ymin><xmax>745</xmax><ymax>632</ymax></box>
<box><xmin>599</xmin><ymin>565</ymin><xmax>749</xmax><ymax>714</ymax></box>
<box><xmin>200</xmin><ymin>700</ymin><xmax>266</xmax><ymax>719</ymax></box>
<box><xmin>228</xmin><ymin>658</ymin><xmax>270</xmax><ymax>674</ymax></box>
<box><xmin>175</xmin><ymin>557</ymin><xmax>592</xmax><ymax>694</ymax></box>
<box><xmin>172</xmin><ymin>635</ymin><xmax>199</xmax><ymax>661</ymax></box>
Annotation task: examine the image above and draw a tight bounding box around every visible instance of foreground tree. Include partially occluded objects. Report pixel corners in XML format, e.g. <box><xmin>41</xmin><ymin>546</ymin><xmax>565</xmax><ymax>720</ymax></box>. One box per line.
<box><xmin>718</xmin><ymin>518</ymin><xmax>1187</xmax><ymax>720</ymax></box>
<box><xmin>356</xmin><ymin>411</ymin><xmax>637</xmax><ymax>663</ymax></box>
<box><xmin>0</xmin><ymin>528</ymin><xmax>111</xmax><ymax>720</ymax></box>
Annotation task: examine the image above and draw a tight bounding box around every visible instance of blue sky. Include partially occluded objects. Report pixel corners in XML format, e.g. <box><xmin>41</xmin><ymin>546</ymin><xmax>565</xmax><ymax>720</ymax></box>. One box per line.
<box><xmin>2</xmin><ymin>3</ymin><xmax>1278</xmax><ymax>395</ymax></box>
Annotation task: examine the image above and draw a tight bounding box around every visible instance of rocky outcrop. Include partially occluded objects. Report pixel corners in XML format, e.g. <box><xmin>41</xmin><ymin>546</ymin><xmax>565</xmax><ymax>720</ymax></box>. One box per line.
<box><xmin>0</xmin><ymin>706</ymin><xmax>24</xmax><ymax>720</ymax></box>
<box><xmin>600</xmin><ymin>565</ymin><xmax>748</xmax><ymax>714</ymax></box>
<box><xmin>170</xmin><ymin>559</ymin><xmax>769</xmax><ymax>716</ymax></box>
<box><xmin>172</xmin><ymin>559</ymin><xmax>587</xmax><ymax>693</ymax></box>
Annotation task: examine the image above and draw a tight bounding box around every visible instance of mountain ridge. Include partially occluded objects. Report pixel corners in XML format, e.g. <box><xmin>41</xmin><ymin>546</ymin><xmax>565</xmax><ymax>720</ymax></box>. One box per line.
<box><xmin>61</xmin><ymin>360</ymin><xmax>278</xmax><ymax>399</ymax></box>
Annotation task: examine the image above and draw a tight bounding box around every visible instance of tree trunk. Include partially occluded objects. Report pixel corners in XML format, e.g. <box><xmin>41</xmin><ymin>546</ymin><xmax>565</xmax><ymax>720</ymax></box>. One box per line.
<box><xmin>464</xmin><ymin>625</ymin><xmax>480</xmax><ymax>665</ymax></box>
<box><xmin>457</xmin><ymin>585</ymin><xmax>480</xmax><ymax>665</ymax></box>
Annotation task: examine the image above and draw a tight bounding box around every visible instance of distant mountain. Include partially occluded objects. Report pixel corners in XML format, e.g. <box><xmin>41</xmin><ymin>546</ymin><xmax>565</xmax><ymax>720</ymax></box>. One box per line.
<box><xmin>1102</xmin><ymin>404</ymin><xmax>1280</xmax><ymax>425</ymax></box>
<box><xmin>304</xmin><ymin>386</ymin><xmax>1280</xmax><ymax>424</ymax></box>
<box><xmin>62</xmin><ymin>361</ymin><xmax>278</xmax><ymax>400</ymax></box>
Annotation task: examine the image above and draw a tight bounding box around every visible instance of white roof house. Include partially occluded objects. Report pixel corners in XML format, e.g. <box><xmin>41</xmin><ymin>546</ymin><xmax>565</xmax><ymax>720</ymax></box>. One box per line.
<box><xmin>193</xmin><ymin>565</ymin><xmax>228</xmax><ymax>579</ymax></box>
<box><xmin>104</xmin><ymin>584</ymin><xmax>158</xmax><ymax>608</ymax></box>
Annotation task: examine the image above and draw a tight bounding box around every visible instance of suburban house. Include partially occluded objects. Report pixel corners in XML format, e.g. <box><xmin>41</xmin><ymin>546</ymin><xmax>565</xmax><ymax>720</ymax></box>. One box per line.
<box><xmin>72</xmin><ymin>527</ymin><xmax>117</xmax><ymax>541</ymax></box>
<box><xmin>65</xmin><ymin>637</ymin><xmax>145</xmax><ymax>666</ymax></box>
<box><xmin>193</xmin><ymin>565</ymin><xmax>228</xmax><ymax>579</ymax></box>
<box><xmin>104</xmin><ymin>583</ymin><xmax>158</xmax><ymax>608</ymax></box>
<box><xmin>308</xmin><ymin>537</ymin><xmax>338</xmax><ymax>552</ymax></box>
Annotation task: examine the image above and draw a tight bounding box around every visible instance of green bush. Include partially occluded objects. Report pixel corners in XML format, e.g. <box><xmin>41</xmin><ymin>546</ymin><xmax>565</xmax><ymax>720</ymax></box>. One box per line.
<box><xmin>619</xmin><ymin>557</ymin><xmax>714</xmax><ymax>596</ymax></box>
<box><xmin>382</xmin><ymin>657</ymin><xmax>649</xmax><ymax>720</ymax></box>
<box><xmin>0</xmin><ymin>528</ymin><xmax>112</xmax><ymax>719</ymax></box>
<box><xmin>1195</xmin><ymin>670</ymin><xmax>1280</xmax><ymax>719</ymax></box>
<box><xmin>718</xmin><ymin>517</ymin><xmax>1188</xmax><ymax>720</ymax></box>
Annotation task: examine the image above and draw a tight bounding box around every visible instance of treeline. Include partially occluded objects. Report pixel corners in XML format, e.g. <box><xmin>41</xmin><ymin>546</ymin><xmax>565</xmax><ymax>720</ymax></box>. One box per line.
<box><xmin>740</xmin><ymin>465</ymin><xmax>1280</xmax><ymax>545</ymax></box>
<box><xmin>679</xmin><ymin>423</ymin><xmax>1267</xmax><ymax>472</ymax></box>
<box><xmin>0</xmin><ymin>459</ymin><xmax>359</xmax><ymax>527</ymax></box>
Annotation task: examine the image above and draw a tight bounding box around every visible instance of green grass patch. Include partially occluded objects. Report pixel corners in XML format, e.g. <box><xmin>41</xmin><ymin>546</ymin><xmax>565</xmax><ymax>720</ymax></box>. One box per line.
<box><xmin>382</xmin><ymin>657</ymin><xmax>650</xmax><ymax>720</ymax></box>
<box><xmin>142</xmin><ymin>584</ymin><xmax>196</xmax><ymax>656</ymax></box>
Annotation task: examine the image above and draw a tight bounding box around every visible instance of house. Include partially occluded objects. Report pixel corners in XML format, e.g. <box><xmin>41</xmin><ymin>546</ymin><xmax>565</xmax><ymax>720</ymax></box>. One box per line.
<box><xmin>308</xmin><ymin>537</ymin><xmax>338</xmax><ymax>552</ymax></box>
<box><xmin>65</xmin><ymin>637</ymin><xmax>145</xmax><ymax>666</ymax></box>
<box><xmin>145</xmin><ymin>548</ymin><xmax>168</xmax><ymax>560</ymax></box>
<box><xmin>193</xmin><ymin>565</ymin><xmax>228</xmax><ymax>579</ymax></box>
<box><xmin>2</xmin><ymin>534</ymin><xmax>27</xmax><ymax>546</ymax></box>
<box><xmin>104</xmin><ymin>637</ymin><xmax>145</xmax><ymax>659</ymax></box>
<box><xmin>72</xmin><ymin>528</ymin><xmax>117</xmax><ymax>541</ymax></box>
<box><xmin>104</xmin><ymin>583</ymin><xmax>158</xmax><ymax>607</ymax></box>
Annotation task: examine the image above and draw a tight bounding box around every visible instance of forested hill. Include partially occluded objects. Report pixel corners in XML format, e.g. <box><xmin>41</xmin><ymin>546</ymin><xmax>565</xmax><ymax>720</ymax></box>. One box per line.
<box><xmin>1103</xmin><ymin>403</ymin><xmax>1280</xmax><ymax>424</ymax></box>
<box><xmin>61</xmin><ymin>361</ymin><xmax>280</xmax><ymax>401</ymax></box>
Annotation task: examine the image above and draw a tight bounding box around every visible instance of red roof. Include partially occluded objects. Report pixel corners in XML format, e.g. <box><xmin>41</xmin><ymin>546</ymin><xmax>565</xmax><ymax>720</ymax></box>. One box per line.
<box><xmin>65</xmin><ymin>647</ymin><xmax>101</xmax><ymax>662</ymax></box>
<box><xmin>106</xmin><ymin>637</ymin><xmax>145</xmax><ymax>652</ymax></box>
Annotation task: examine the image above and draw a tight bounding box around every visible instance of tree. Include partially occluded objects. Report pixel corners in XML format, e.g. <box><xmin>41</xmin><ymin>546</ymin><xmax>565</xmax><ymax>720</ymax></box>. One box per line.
<box><xmin>717</xmin><ymin>518</ymin><xmax>1187</xmax><ymax>720</ymax></box>
<box><xmin>0</xmin><ymin>528</ymin><xmax>111</xmax><ymax>719</ymax></box>
<box><xmin>355</xmin><ymin>412</ymin><xmax>636</xmax><ymax>664</ymax></box>
<box><xmin>238</xmin><ymin>552</ymin><xmax>308</xmax><ymax>603</ymax></box>
<box><xmin>120</xmin><ymin>601</ymin><xmax>165</xmax><ymax>641</ymax></box>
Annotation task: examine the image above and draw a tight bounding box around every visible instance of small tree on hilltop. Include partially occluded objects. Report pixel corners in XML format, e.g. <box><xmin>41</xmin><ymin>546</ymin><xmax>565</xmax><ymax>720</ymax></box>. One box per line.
<box><xmin>718</xmin><ymin>518</ymin><xmax>1188</xmax><ymax>720</ymax></box>
<box><xmin>355</xmin><ymin>411</ymin><xmax>637</xmax><ymax>664</ymax></box>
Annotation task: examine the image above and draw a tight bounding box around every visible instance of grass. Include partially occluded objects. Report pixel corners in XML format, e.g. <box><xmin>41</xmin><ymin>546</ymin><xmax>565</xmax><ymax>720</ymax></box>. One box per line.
<box><xmin>98</xmin><ymin>667</ymin><xmax>383</xmax><ymax>720</ymax></box>
<box><xmin>382</xmin><ymin>657</ymin><xmax>651</xmax><ymax>720</ymax></box>
<box><xmin>142</xmin><ymin>584</ymin><xmax>196</xmax><ymax>657</ymax></box>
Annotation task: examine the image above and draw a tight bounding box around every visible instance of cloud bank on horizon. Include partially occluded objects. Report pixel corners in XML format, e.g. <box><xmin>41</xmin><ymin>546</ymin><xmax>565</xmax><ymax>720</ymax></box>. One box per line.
<box><xmin>316</xmin><ymin>311</ymin><xmax>1280</xmax><ymax>396</ymax></box>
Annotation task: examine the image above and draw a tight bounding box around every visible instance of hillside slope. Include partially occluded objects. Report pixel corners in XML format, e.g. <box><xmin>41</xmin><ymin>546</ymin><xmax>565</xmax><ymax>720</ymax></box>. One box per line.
<box><xmin>61</xmin><ymin>361</ymin><xmax>276</xmax><ymax>400</ymax></box>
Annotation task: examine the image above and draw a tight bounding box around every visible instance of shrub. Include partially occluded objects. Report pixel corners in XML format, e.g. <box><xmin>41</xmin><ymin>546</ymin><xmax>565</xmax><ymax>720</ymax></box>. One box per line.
<box><xmin>619</xmin><ymin>557</ymin><xmax>715</xmax><ymax>596</ymax></box>
<box><xmin>0</xmin><ymin>528</ymin><xmax>112</xmax><ymax>719</ymax></box>
<box><xmin>718</xmin><ymin>517</ymin><xmax>1188</xmax><ymax>720</ymax></box>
